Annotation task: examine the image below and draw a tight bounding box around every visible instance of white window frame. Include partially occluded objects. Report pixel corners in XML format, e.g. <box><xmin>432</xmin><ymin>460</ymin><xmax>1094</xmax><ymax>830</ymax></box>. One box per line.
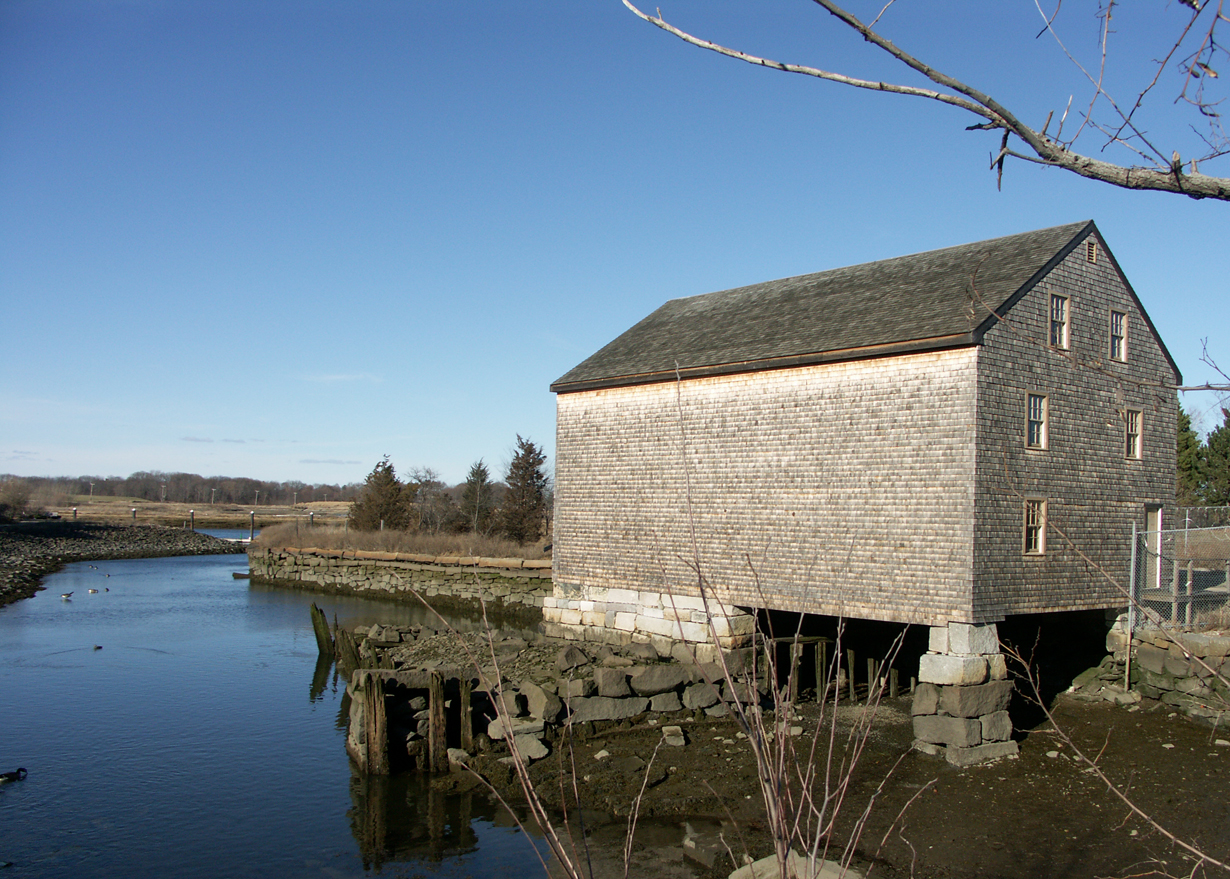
<box><xmin>1124</xmin><ymin>409</ymin><xmax>1143</xmax><ymax>459</ymax></box>
<box><xmin>1026</xmin><ymin>393</ymin><xmax>1048</xmax><ymax>450</ymax></box>
<box><xmin>1109</xmin><ymin>310</ymin><xmax>1127</xmax><ymax>362</ymax></box>
<box><xmin>1023</xmin><ymin>498</ymin><xmax>1047</xmax><ymax>555</ymax></box>
<box><xmin>1049</xmin><ymin>293</ymin><xmax>1070</xmax><ymax>350</ymax></box>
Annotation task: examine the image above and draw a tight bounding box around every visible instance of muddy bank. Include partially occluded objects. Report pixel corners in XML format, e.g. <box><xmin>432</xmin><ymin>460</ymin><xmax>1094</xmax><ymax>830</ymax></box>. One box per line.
<box><xmin>348</xmin><ymin>625</ymin><xmax>1230</xmax><ymax>879</ymax></box>
<box><xmin>0</xmin><ymin>521</ymin><xmax>247</xmax><ymax>607</ymax></box>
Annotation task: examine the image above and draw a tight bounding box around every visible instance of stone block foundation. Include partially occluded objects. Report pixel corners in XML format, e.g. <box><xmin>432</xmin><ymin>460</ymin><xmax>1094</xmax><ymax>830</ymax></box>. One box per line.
<box><xmin>542</xmin><ymin>582</ymin><xmax>755</xmax><ymax>664</ymax></box>
<box><xmin>913</xmin><ymin>622</ymin><xmax>1019</xmax><ymax>765</ymax></box>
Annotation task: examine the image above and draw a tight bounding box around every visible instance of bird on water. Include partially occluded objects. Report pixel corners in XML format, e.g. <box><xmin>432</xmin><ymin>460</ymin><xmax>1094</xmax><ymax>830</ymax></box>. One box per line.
<box><xmin>0</xmin><ymin>768</ymin><xmax>27</xmax><ymax>783</ymax></box>
<box><xmin>60</xmin><ymin>592</ymin><xmax>73</xmax><ymax>600</ymax></box>
<box><xmin>88</xmin><ymin>589</ymin><xmax>99</xmax><ymax>594</ymax></box>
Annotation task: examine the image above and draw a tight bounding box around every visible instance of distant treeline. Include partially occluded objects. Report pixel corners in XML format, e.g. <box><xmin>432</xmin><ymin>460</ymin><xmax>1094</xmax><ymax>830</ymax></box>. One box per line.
<box><xmin>0</xmin><ymin>472</ymin><xmax>363</xmax><ymax>506</ymax></box>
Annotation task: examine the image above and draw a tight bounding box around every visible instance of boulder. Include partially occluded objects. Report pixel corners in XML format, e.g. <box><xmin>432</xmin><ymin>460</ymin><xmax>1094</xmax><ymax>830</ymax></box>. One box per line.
<box><xmin>556</xmin><ymin>645</ymin><xmax>590</xmax><ymax>672</ymax></box>
<box><xmin>630</xmin><ymin>664</ymin><xmax>689</xmax><ymax>696</ymax></box>
<box><xmin>520</xmin><ymin>680</ymin><xmax>563</xmax><ymax>723</ymax></box>
<box><xmin>937</xmin><ymin>680</ymin><xmax>1013</xmax><ymax>718</ymax></box>
<box><xmin>512</xmin><ymin>734</ymin><xmax>549</xmax><ymax>762</ymax></box>
<box><xmin>650</xmin><ymin>691</ymin><xmax>683</xmax><ymax>712</ymax></box>
<box><xmin>567</xmin><ymin>696</ymin><xmax>650</xmax><ymax>724</ymax></box>
<box><xmin>595</xmin><ymin>667</ymin><xmax>632</xmax><ymax>698</ymax></box>
<box><xmin>682</xmin><ymin>682</ymin><xmax>721</xmax><ymax>710</ymax></box>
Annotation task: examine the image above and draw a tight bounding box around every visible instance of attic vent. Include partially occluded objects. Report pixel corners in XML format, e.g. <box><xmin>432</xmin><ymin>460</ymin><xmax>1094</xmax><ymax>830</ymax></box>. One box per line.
<box><xmin>1086</xmin><ymin>239</ymin><xmax>1098</xmax><ymax>263</ymax></box>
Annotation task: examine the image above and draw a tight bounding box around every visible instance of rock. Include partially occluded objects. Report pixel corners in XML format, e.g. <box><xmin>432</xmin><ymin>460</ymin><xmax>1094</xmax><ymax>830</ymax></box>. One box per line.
<box><xmin>595</xmin><ymin>667</ymin><xmax>632</xmax><ymax>698</ymax></box>
<box><xmin>911</xmin><ymin>682</ymin><xmax>940</xmax><ymax>716</ymax></box>
<box><xmin>945</xmin><ymin>740</ymin><xmax>1019</xmax><ymax>767</ymax></box>
<box><xmin>556</xmin><ymin>645</ymin><xmax>590</xmax><ymax>672</ymax></box>
<box><xmin>512</xmin><ymin>734</ymin><xmax>549</xmax><ymax>762</ymax></box>
<box><xmin>563</xmin><ymin>678</ymin><xmax>596</xmax><ymax>698</ymax></box>
<box><xmin>662</xmin><ymin>725</ymin><xmax>687</xmax><ymax>746</ymax></box>
<box><xmin>682</xmin><ymin>682</ymin><xmax>721</xmax><ymax>710</ymax></box>
<box><xmin>918</xmin><ymin>654</ymin><xmax>988</xmax><ymax>686</ymax></box>
<box><xmin>567</xmin><ymin>696</ymin><xmax>650</xmax><ymax>724</ymax></box>
<box><xmin>913</xmin><ymin>715</ymin><xmax>981</xmax><ymax>748</ymax></box>
<box><xmin>487</xmin><ymin>718</ymin><xmax>544</xmax><ymax>741</ymax></box>
<box><xmin>937</xmin><ymin>680</ymin><xmax>1013</xmax><ymax>718</ymax></box>
<box><xmin>704</xmin><ymin>703</ymin><xmax>730</xmax><ymax>718</ymax></box>
<box><xmin>729</xmin><ymin>851</ymin><xmax>862</xmax><ymax>879</ymax></box>
<box><xmin>610</xmin><ymin>755</ymin><xmax>646</xmax><ymax>775</ymax></box>
<box><xmin>601</xmin><ymin>655</ymin><xmax>635</xmax><ymax>668</ymax></box>
<box><xmin>650</xmin><ymin>692</ymin><xmax>683</xmax><ymax>712</ymax></box>
<box><xmin>520</xmin><ymin>680</ymin><xmax>563</xmax><ymax>723</ymax></box>
<box><xmin>979</xmin><ymin>710</ymin><xmax>1013</xmax><ymax>742</ymax></box>
<box><xmin>630</xmin><ymin>665</ymin><xmax>689</xmax><ymax>696</ymax></box>
<box><xmin>446</xmin><ymin>748</ymin><xmax>471</xmax><ymax>767</ymax></box>
<box><xmin>626</xmin><ymin>642</ymin><xmax>660</xmax><ymax>663</ymax></box>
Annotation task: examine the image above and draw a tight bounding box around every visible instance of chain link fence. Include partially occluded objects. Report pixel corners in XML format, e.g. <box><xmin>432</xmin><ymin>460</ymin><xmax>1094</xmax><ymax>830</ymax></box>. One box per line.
<box><xmin>1129</xmin><ymin>521</ymin><xmax>1230</xmax><ymax>630</ymax></box>
<box><xmin>1178</xmin><ymin>505</ymin><xmax>1230</xmax><ymax>529</ymax></box>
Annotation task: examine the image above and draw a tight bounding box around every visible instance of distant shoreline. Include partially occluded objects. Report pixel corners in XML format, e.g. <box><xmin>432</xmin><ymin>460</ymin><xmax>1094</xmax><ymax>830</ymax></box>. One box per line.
<box><xmin>0</xmin><ymin>522</ymin><xmax>247</xmax><ymax>608</ymax></box>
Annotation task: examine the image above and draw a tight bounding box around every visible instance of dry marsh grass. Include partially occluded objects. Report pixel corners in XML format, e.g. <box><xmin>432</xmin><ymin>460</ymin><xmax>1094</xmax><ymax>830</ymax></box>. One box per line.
<box><xmin>253</xmin><ymin>522</ymin><xmax>550</xmax><ymax>560</ymax></box>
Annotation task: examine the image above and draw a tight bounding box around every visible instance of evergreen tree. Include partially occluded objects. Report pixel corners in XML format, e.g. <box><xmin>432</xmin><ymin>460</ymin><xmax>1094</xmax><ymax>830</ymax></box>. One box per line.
<box><xmin>500</xmin><ymin>435</ymin><xmax>548</xmax><ymax>544</ymax></box>
<box><xmin>1204</xmin><ymin>409</ymin><xmax>1230</xmax><ymax>506</ymax></box>
<box><xmin>459</xmin><ymin>459</ymin><xmax>496</xmax><ymax>535</ymax></box>
<box><xmin>1177</xmin><ymin>407</ymin><xmax>1207</xmax><ymax>506</ymax></box>
<box><xmin>349</xmin><ymin>456</ymin><xmax>412</xmax><ymax>531</ymax></box>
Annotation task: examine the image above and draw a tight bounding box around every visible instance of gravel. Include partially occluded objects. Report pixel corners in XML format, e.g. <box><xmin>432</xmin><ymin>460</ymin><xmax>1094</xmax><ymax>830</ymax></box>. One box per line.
<box><xmin>0</xmin><ymin>521</ymin><xmax>247</xmax><ymax>607</ymax></box>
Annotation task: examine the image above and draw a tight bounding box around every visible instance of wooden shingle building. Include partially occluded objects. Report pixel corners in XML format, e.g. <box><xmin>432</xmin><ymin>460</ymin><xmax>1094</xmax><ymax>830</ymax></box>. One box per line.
<box><xmin>546</xmin><ymin>221</ymin><xmax>1180</xmax><ymax>666</ymax></box>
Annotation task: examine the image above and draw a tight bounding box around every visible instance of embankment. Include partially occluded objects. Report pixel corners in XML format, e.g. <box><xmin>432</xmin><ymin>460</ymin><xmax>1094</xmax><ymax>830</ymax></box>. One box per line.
<box><xmin>0</xmin><ymin>521</ymin><xmax>247</xmax><ymax>607</ymax></box>
<box><xmin>247</xmin><ymin>546</ymin><xmax>551</xmax><ymax>624</ymax></box>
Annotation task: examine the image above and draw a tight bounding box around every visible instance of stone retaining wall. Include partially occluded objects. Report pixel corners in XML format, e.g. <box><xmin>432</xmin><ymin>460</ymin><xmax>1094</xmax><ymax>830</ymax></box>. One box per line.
<box><xmin>1072</xmin><ymin>616</ymin><xmax>1230</xmax><ymax>723</ymax></box>
<box><xmin>247</xmin><ymin>546</ymin><xmax>552</xmax><ymax>611</ymax></box>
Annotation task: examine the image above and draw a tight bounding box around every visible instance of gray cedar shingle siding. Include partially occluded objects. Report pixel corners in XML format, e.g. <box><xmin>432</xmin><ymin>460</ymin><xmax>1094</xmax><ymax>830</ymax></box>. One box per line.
<box><xmin>552</xmin><ymin>222</ymin><xmax>1180</xmax><ymax>627</ymax></box>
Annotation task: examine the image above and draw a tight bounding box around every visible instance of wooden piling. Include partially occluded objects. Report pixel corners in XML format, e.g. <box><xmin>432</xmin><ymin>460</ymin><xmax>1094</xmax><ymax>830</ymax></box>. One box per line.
<box><xmin>351</xmin><ymin>671</ymin><xmax>388</xmax><ymax>775</ymax></box>
<box><xmin>846</xmin><ymin>648</ymin><xmax>857</xmax><ymax>702</ymax></box>
<box><xmin>428</xmin><ymin>671</ymin><xmax>448</xmax><ymax>774</ymax></box>
<box><xmin>889</xmin><ymin>667</ymin><xmax>899</xmax><ymax>699</ymax></box>
<box><xmin>309</xmin><ymin>603</ymin><xmax>334</xmax><ymax>657</ymax></box>
<box><xmin>460</xmin><ymin>677</ymin><xmax>473</xmax><ymax>752</ymax></box>
<box><xmin>866</xmin><ymin>657</ymin><xmax>877</xmax><ymax>702</ymax></box>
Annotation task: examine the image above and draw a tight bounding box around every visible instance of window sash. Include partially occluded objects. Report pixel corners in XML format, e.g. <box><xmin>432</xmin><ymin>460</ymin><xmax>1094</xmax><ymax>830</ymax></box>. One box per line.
<box><xmin>1049</xmin><ymin>294</ymin><xmax>1069</xmax><ymax>349</ymax></box>
<box><xmin>1109</xmin><ymin>311</ymin><xmax>1126</xmax><ymax>361</ymax></box>
<box><xmin>1026</xmin><ymin>394</ymin><xmax>1047</xmax><ymax>449</ymax></box>
<box><xmin>1125</xmin><ymin>409</ymin><xmax>1142</xmax><ymax>459</ymax></box>
<box><xmin>1023</xmin><ymin>499</ymin><xmax>1046</xmax><ymax>554</ymax></box>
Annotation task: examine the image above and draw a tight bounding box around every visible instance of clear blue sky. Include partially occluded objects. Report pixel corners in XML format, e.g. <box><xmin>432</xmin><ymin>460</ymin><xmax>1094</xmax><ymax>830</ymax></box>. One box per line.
<box><xmin>3</xmin><ymin>1</ymin><xmax>1227</xmax><ymax>487</ymax></box>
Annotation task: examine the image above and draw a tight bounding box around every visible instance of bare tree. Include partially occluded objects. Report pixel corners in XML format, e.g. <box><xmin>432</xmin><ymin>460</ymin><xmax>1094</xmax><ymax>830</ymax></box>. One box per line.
<box><xmin>624</xmin><ymin>1</ymin><xmax>1230</xmax><ymax>200</ymax></box>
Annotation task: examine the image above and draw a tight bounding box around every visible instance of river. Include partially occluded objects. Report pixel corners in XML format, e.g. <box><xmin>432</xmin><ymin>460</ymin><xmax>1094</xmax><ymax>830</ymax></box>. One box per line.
<box><xmin>0</xmin><ymin>547</ymin><xmax>545</xmax><ymax>878</ymax></box>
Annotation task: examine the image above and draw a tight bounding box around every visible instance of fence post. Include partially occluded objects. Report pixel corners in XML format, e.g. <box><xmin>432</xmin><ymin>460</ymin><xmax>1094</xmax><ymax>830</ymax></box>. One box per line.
<box><xmin>1126</xmin><ymin>522</ymin><xmax>1138</xmax><ymax>692</ymax></box>
<box><xmin>249</xmin><ymin>511</ymin><xmax>255</xmax><ymax>542</ymax></box>
<box><xmin>189</xmin><ymin>510</ymin><xmax>194</xmax><ymax>532</ymax></box>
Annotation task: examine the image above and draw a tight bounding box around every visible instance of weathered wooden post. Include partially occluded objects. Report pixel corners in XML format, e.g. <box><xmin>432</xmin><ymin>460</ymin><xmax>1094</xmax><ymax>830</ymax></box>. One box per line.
<box><xmin>72</xmin><ymin>507</ymin><xmax>77</xmax><ymax>520</ymax></box>
<box><xmin>309</xmin><ymin>511</ymin><xmax>314</xmax><ymax>527</ymax></box>
<box><xmin>249</xmin><ymin>511</ymin><xmax>255</xmax><ymax>542</ymax></box>
<box><xmin>889</xmin><ymin>667</ymin><xmax>899</xmax><ymax>699</ymax></box>
<box><xmin>460</xmin><ymin>677</ymin><xmax>473</xmax><ymax>751</ymax></box>
<box><xmin>814</xmin><ymin>639</ymin><xmax>827</xmax><ymax>699</ymax></box>
<box><xmin>131</xmin><ymin>507</ymin><xmax>137</xmax><ymax>523</ymax></box>
<box><xmin>867</xmin><ymin>657</ymin><xmax>877</xmax><ymax>702</ymax></box>
<box><xmin>428</xmin><ymin>671</ymin><xmax>448</xmax><ymax>773</ymax></box>
<box><xmin>348</xmin><ymin>671</ymin><xmax>389</xmax><ymax>775</ymax></box>
<box><xmin>847</xmin><ymin>648</ymin><xmax>857</xmax><ymax>701</ymax></box>
<box><xmin>310</xmin><ymin>603</ymin><xmax>334</xmax><ymax>657</ymax></box>
<box><xmin>189</xmin><ymin>510</ymin><xmax>194</xmax><ymax>531</ymax></box>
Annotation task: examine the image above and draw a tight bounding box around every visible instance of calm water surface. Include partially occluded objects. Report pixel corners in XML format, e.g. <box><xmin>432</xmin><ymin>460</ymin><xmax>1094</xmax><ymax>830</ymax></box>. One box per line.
<box><xmin>0</xmin><ymin>551</ymin><xmax>542</xmax><ymax>878</ymax></box>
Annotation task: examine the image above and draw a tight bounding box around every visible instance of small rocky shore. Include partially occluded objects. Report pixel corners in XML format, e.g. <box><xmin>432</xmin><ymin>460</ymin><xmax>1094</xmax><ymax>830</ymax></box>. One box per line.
<box><xmin>0</xmin><ymin>521</ymin><xmax>247</xmax><ymax>607</ymax></box>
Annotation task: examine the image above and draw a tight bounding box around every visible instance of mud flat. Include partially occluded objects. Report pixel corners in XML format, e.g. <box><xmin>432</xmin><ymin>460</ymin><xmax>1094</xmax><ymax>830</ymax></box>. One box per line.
<box><xmin>342</xmin><ymin>624</ymin><xmax>1230</xmax><ymax>879</ymax></box>
<box><xmin>0</xmin><ymin>521</ymin><xmax>246</xmax><ymax>607</ymax></box>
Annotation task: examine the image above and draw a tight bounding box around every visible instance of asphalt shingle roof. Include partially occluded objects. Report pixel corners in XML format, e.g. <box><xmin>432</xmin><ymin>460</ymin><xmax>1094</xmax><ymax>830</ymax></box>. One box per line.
<box><xmin>552</xmin><ymin>221</ymin><xmax>1099</xmax><ymax>393</ymax></box>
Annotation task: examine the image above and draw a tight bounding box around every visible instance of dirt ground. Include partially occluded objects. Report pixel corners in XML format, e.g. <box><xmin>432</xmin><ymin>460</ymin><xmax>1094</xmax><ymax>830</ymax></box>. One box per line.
<box><xmin>436</xmin><ymin>688</ymin><xmax>1229</xmax><ymax>879</ymax></box>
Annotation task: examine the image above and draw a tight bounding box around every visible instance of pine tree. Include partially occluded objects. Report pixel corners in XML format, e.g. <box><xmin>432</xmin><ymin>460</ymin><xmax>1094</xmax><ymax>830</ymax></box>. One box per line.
<box><xmin>459</xmin><ymin>459</ymin><xmax>496</xmax><ymax>535</ymax></box>
<box><xmin>500</xmin><ymin>435</ymin><xmax>548</xmax><ymax>544</ymax></box>
<box><xmin>349</xmin><ymin>456</ymin><xmax>412</xmax><ymax>531</ymax></box>
<box><xmin>1177</xmin><ymin>407</ymin><xmax>1207</xmax><ymax>506</ymax></box>
<box><xmin>1204</xmin><ymin>408</ymin><xmax>1230</xmax><ymax>506</ymax></box>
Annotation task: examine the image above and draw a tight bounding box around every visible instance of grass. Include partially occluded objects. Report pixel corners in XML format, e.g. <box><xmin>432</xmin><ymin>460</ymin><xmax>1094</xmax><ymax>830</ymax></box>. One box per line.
<box><xmin>253</xmin><ymin>522</ymin><xmax>551</xmax><ymax>560</ymax></box>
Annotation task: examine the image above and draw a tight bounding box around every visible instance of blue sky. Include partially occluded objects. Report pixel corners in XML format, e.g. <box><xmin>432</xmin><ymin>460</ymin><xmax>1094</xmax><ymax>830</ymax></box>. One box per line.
<box><xmin>3</xmin><ymin>1</ymin><xmax>1228</xmax><ymax>487</ymax></box>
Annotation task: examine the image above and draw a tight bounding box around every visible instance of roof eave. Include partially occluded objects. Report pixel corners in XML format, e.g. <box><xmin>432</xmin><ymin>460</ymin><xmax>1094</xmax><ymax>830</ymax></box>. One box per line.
<box><xmin>551</xmin><ymin>332</ymin><xmax>978</xmax><ymax>394</ymax></box>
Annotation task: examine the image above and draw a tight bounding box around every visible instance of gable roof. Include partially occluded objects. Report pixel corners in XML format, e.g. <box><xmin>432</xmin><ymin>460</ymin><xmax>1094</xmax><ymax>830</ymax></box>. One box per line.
<box><xmin>552</xmin><ymin>220</ymin><xmax>1179</xmax><ymax>393</ymax></box>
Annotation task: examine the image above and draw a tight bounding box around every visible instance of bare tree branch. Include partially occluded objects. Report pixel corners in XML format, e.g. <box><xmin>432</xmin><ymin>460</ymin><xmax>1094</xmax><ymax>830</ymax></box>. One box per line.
<box><xmin>622</xmin><ymin>1</ymin><xmax>1230</xmax><ymax>200</ymax></box>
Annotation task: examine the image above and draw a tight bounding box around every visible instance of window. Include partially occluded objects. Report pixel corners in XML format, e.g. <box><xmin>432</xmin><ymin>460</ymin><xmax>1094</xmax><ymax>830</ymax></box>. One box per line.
<box><xmin>1023</xmin><ymin>499</ymin><xmax>1047</xmax><ymax>555</ymax></box>
<box><xmin>1086</xmin><ymin>239</ymin><xmax>1098</xmax><ymax>263</ymax></box>
<box><xmin>1026</xmin><ymin>393</ymin><xmax>1048</xmax><ymax>449</ymax></box>
<box><xmin>1124</xmin><ymin>409</ymin><xmax>1142</xmax><ymax>459</ymax></box>
<box><xmin>1109</xmin><ymin>310</ymin><xmax>1126</xmax><ymax>362</ymax></box>
<box><xmin>1049</xmin><ymin>293</ymin><xmax>1070</xmax><ymax>349</ymax></box>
